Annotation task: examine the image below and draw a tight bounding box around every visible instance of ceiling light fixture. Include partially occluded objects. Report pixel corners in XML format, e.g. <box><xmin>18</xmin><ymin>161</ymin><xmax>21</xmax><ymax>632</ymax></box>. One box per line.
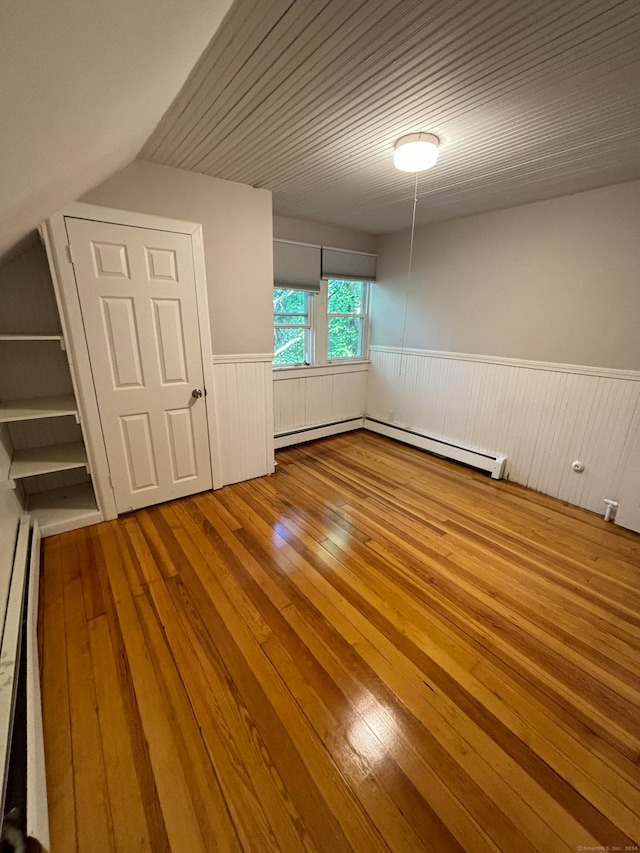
<box><xmin>394</xmin><ymin>132</ymin><xmax>439</xmax><ymax>172</ymax></box>
<box><xmin>393</xmin><ymin>132</ymin><xmax>440</xmax><ymax>376</ymax></box>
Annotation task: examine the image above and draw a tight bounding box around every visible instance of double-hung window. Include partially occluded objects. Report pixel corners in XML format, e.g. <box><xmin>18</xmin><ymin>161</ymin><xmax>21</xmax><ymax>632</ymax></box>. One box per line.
<box><xmin>326</xmin><ymin>279</ymin><xmax>368</xmax><ymax>360</ymax></box>
<box><xmin>272</xmin><ymin>241</ymin><xmax>375</xmax><ymax>368</ymax></box>
<box><xmin>273</xmin><ymin>288</ymin><xmax>311</xmax><ymax>366</ymax></box>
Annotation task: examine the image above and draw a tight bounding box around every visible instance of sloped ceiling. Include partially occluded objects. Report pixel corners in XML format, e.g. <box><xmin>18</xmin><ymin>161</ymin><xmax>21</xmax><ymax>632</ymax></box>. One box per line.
<box><xmin>142</xmin><ymin>0</ymin><xmax>640</xmax><ymax>234</ymax></box>
<box><xmin>0</xmin><ymin>0</ymin><xmax>234</xmax><ymax>259</ymax></box>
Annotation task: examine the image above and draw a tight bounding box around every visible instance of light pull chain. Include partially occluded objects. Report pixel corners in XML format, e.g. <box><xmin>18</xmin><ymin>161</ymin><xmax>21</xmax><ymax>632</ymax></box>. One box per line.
<box><xmin>399</xmin><ymin>170</ymin><xmax>419</xmax><ymax>376</ymax></box>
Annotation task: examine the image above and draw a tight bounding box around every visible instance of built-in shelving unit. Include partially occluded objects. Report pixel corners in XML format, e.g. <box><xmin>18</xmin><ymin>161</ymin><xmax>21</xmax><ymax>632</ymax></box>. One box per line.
<box><xmin>27</xmin><ymin>482</ymin><xmax>98</xmax><ymax>532</ymax></box>
<box><xmin>0</xmin><ymin>334</ymin><xmax>64</xmax><ymax>347</ymax></box>
<box><xmin>0</xmin><ymin>241</ymin><xmax>102</xmax><ymax>536</ymax></box>
<box><xmin>9</xmin><ymin>441</ymin><xmax>88</xmax><ymax>480</ymax></box>
<box><xmin>0</xmin><ymin>396</ymin><xmax>78</xmax><ymax>424</ymax></box>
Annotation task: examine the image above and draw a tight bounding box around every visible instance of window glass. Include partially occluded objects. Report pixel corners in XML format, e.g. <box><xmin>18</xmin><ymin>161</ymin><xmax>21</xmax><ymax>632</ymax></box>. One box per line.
<box><xmin>274</xmin><ymin>288</ymin><xmax>306</xmax><ymax>315</ymax></box>
<box><xmin>328</xmin><ymin>317</ymin><xmax>362</xmax><ymax>359</ymax></box>
<box><xmin>327</xmin><ymin>279</ymin><xmax>366</xmax><ymax>360</ymax></box>
<box><xmin>327</xmin><ymin>280</ymin><xmax>363</xmax><ymax>314</ymax></box>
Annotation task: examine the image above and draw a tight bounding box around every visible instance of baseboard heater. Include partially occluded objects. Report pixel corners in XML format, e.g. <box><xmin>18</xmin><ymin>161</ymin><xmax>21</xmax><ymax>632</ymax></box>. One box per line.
<box><xmin>363</xmin><ymin>417</ymin><xmax>507</xmax><ymax>479</ymax></box>
<box><xmin>275</xmin><ymin>417</ymin><xmax>365</xmax><ymax>449</ymax></box>
<box><xmin>0</xmin><ymin>517</ymin><xmax>49</xmax><ymax>851</ymax></box>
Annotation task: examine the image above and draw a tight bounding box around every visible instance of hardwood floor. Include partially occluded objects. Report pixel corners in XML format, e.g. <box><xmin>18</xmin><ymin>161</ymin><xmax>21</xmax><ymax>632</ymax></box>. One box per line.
<box><xmin>39</xmin><ymin>430</ymin><xmax>640</xmax><ymax>852</ymax></box>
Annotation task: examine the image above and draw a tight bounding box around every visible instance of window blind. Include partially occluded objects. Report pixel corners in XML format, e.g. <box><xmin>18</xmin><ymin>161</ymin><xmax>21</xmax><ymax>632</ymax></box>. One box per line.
<box><xmin>321</xmin><ymin>247</ymin><xmax>377</xmax><ymax>282</ymax></box>
<box><xmin>273</xmin><ymin>240</ymin><xmax>321</xmax><ymax>292</ymax></box>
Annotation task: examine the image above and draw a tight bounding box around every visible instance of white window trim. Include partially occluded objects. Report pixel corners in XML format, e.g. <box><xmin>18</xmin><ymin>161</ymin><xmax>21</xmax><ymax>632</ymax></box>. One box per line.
<box><xmin>273</xmin><ymin>288</ymin><xmax>314</xmax><ymax>367</ymax></box>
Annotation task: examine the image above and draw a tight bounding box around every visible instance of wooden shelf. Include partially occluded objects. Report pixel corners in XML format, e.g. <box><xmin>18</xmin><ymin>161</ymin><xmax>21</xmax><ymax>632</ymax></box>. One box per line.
<box><xmin>9</xmin><ymin>441</ymin><xmax>88</xmax><ymax>480</ymax></box>
<box><xmin>28</xmin><ymin>483</ymin><xmax>100</xmax><ymax>536</ymax></box>
<box><xmin>0</xmin><ymin>334</ymin><xmax>63</xmax><ymax>342</ymax></box>
<box><xmin>0</xmin><ymin>396</ymin><xmax>78</xmax><ymax>423</ymax></box>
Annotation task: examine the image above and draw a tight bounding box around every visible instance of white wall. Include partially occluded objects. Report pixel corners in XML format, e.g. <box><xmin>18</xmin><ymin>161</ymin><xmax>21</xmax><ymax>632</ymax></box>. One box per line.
<box><xmin>274</xmin><ymin>215</ymin><xmax>375</xmax><ymax>253</ymax></box>
<box><xmin>372</xmin><ymin>180</ymin><xmax>640</xmax><ymax>370</ymax></box>
<box><xmin>0</xmin><ymin>0</ymin><xmax>233</xmax><ymax>259</ymax></box>
<box><xmin>83</xmin><ymin>161</ymin><xmax>273</xmax><ymax>355</ymax></box>
<box><xmin>369</xmin><ymin>180</ymin><xmax>640</xmax><ymax>523</ymax></box>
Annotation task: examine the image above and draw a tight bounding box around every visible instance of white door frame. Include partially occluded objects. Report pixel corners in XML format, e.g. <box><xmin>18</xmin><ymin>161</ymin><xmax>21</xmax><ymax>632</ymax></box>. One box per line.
<box><xmin>40</xmin><ymin>202</ymin><xmax>223</xmax><ymax>522</ymax></box>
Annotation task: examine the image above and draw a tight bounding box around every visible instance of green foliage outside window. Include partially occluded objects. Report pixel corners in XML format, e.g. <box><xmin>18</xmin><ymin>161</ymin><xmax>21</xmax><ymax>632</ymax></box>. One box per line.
<box><xmin>327</xmin><ymin>280</ymin><xmax>363</xmax><ymax>314</ymax></box>
<box><xmin>274</xmin><ymin>288</ymin><xmax>306</xmax><ymax>315</ymax></box>
<box><xmin>274</xmin><ymin>327</ymin><xmax>306</xmax><ymax>364</ymax></box>
<box><xmin>327</xmin><ymin>280</ymin><xmax>364</xmax><ymax>359</ymax></box>
<box><xmin>328</xmin><ymin>316</ymin><xmax>361</xmax><ymax>359</ymax></box>
<box><xmin>274</xmin><ymin>288</ymin><xmax>308</xmax><ymax>365</ymax></box>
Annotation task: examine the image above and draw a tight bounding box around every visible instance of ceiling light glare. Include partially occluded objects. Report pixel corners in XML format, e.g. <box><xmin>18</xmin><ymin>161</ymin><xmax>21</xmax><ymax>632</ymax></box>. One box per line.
<box><xmin>394</xmin><ymin>132</ymin><xmax>439</xmax><ymax>172</ymax></box>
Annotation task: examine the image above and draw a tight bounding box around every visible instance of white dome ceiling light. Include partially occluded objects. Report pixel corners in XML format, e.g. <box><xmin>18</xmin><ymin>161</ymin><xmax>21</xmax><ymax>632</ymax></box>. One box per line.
<box><xmin>394</xmin><ymin>132</ymin><xmax>439</xmax><ymax>172</ymax></box>
<box><xmin>393</xmin><ymin>132</ymin><xmax>441</xmax><ymax>373</ymax></box>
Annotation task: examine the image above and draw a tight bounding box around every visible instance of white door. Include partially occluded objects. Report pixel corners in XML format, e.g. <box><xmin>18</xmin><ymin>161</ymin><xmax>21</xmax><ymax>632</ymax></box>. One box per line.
<box><xmin>66</xmin><ymin>217</ymin><xmax>213</xmax><ymax>513</ymax></box>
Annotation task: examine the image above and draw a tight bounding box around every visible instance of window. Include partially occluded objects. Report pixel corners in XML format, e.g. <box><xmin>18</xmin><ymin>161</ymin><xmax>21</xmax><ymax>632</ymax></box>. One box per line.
<box><xmin>327</xmin><ymin>279</ymin><xmax>367</xmax><ymax>360</ymax></box>
<box><xmin>273</xmin><ymin>288</ymin><xmax>311</xmax><ymax>366</ymax></box>
<box><xmin>273</xmin><ymin>279</ymin><xmax>369</xmax><ymax>367</ymax></box>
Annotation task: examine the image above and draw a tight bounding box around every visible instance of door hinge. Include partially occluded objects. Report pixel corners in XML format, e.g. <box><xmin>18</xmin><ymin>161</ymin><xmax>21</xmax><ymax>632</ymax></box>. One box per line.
<box><xmin>66</xmin><ymin>245</ymin><xmax>75</xmax><ymax>265</ymax></box>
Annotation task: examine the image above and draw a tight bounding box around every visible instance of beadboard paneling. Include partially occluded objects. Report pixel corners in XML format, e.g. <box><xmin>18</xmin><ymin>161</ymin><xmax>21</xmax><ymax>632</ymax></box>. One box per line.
<box><xmin>615</xmin><ymin>413</ymin><xmax>640</xmax><ymax>532</ymax></box>
<box><xmin>367</xmin><ymin>347</ymin><xmax>640</xmax><ymax>515</ymax></box>
<box><xmin>274</xmin><ymin>366</ymin><xmax>368</xmax><ymax>436</ymax></box>
<box><xmin>211</xmin><ymin>357</ymin><xmax>274</xmax><ymax>486</ymax></box>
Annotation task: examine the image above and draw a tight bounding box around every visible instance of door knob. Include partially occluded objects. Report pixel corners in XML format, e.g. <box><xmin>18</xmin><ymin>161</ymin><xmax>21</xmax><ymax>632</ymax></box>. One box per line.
<box><xmin>192</xmin><ymin>388</ymin><xmax>203</xmax><ymax>399</ymax></box>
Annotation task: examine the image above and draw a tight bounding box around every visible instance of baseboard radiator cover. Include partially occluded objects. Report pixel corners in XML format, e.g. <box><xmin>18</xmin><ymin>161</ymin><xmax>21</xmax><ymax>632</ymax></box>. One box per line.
<box><xmin>275</xmin><ymin>417</ymin><xmax>364</xmax><ymax>449</ymax></box>
<box><xmin>364</xmin><ymin>417</ymin><xmax>507</xmax><ymax>479</ymax></box>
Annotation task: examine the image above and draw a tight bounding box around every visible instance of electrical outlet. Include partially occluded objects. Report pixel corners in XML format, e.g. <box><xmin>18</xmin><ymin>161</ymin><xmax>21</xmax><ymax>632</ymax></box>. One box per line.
<box><xmin>388</xmin><ymin>410</ymin><xmax>394</xmax><ymax>422</ymax></box>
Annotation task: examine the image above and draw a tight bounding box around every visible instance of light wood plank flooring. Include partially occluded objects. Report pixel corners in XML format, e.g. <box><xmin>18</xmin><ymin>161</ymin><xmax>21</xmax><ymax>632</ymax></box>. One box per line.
<box><xmin>40</xmin><ymin>431</ymin><xmax>640</xmax><ymax>852</ymax></box>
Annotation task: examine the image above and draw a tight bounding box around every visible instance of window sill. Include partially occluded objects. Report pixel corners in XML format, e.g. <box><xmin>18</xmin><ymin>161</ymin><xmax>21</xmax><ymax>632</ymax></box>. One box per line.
<box><xmin>273</xmin><ymin>360</ymin><xmax>370</xmax><ymax>380</ymax></box>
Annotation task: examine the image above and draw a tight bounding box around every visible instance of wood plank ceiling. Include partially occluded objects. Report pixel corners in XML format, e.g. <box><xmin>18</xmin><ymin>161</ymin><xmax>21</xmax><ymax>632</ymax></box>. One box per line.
<box><xmin>141</xmin><ymin>0</ymin><xmax>640</xmax><ymax>234</ymax></box>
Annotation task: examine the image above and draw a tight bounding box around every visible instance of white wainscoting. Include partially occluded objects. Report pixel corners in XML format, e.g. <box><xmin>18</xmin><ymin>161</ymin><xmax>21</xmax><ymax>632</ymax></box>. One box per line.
<box><xmin>211</xmin><ymin>354</ymin><xmax>275</xmax><ymax>486</ymax></box>
<box><xmin>368</xmin><ymin>346</ymin><xmax>640</xmax><ymax>516</ymax></box>
<box><xmin>274</xmin><ymin>363</ymin><xmax>369</xmax><ymax>442</ymax></box>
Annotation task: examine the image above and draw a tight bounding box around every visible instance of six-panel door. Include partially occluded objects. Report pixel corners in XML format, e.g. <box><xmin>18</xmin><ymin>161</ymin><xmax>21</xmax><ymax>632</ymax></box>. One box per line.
<box><xmin>66</xmin><ymin>218</ymin><xmax>213</xmax><ymax>513</ymax></box>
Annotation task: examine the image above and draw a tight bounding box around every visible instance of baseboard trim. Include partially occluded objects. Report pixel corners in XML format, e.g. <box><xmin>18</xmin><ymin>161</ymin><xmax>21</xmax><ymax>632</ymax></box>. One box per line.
<box><xmin>363</xmin><ymin>417</ymin><xmax>506</xmax><ymax>479</ymax></box>
<box><xmin>275</xmin><ymin>417</ymin><xmax>364</xmax><ymax>449</ymax></box>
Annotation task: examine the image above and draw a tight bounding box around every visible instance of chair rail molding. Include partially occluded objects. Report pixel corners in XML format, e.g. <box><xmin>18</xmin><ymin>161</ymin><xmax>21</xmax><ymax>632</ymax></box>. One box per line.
<box><xmin>212</xmin><ymin>353</ymin><xmax>274</xmax><ymax>364</ymax></box>
<box><xmin>369</xmin><ymin>346</ymin><xmax>640</xmax><ymax>381</ymax></box>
